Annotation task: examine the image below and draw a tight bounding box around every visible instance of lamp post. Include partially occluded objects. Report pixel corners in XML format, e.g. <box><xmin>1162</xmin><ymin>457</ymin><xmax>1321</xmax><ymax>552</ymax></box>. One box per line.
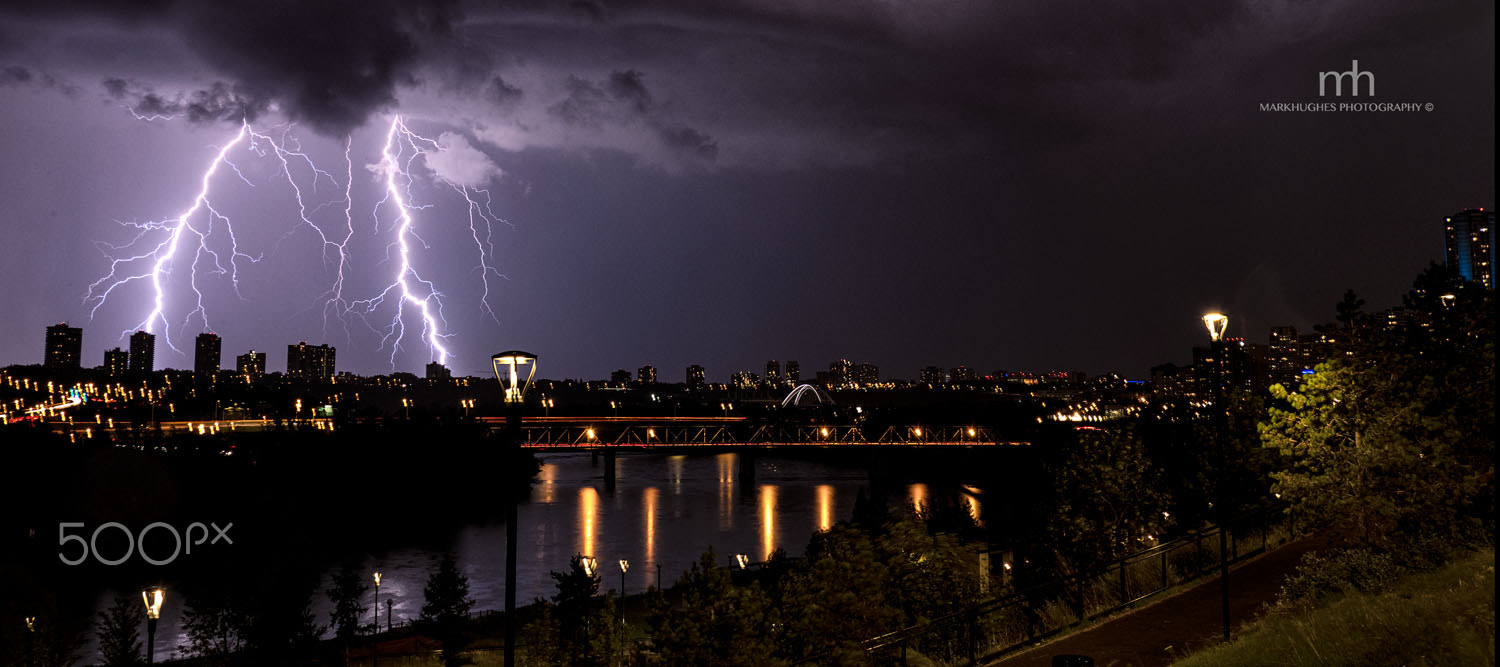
<box><xmin>373</xmin><ymin>571</ymin><xmax>382</xmax><ymax>667</ymax></box>
<box><xmin>141</xmin><ymin>586</ymin><xmax>164</xmax><ymax>664</ymax></box>
<box><xmin>735</xmin><ymin>553</ymin><xmax>749</xmax><ymax>569</ymax></box>
<box><xmin>24</xmin><ymin>616</ymin><xmax>35</xmax><ymax>667</ymax></box>
<box><xmin>386</xmin><ymin>598</ymin><xmax>393</xmax><ymax>632</ymax></box>
<box><xmin>1202</xmin><ymin>312</ymin><xmax>1231</xmax><ymax>641</ymax></box>
<box><xmin>618</xmin><ymin>559</ymin><xmax>629</xmax><ymax>598</ymax></box>
<box><xmin>493</xmin><ymin>350</ymin><xmax>537</xmax><ymax>667</ymax></box>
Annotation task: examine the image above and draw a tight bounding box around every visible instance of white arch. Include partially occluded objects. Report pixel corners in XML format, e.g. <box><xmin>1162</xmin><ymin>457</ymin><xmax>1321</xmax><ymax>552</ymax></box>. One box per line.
<box><xmin>781</xmin><ymin>384</ymin><xmax>834</xmax><ymax>408</ymax></box>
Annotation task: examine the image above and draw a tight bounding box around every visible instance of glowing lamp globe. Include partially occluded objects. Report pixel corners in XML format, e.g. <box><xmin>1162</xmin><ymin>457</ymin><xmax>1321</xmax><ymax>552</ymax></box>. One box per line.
<box><xmin>1201</xmin><ymin>313</ymin><xmax>1228</xmax><ymax>342</ymax></box>
<box><xmin>491</xmin><ymin>351</ymin><xmax>538</xmax><ymax>404</ymax></box>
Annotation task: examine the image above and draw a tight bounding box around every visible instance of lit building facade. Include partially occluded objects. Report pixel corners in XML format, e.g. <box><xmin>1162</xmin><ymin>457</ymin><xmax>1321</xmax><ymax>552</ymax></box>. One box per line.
<box><xmin>44</xmin><ymin>323</ymin><xmax>83</xmax><ymax>370</ymax></box>
<box><xmin>103</xmin><ymin>348</ymin><xmax>128</xmax><ymax>377</ymax></box>
<box><xmin>194</xmin><ymin>332</ymin><xmax>221</xmax><ymax>375</ymax></box>
<box><xmin>1444</xmin><ymin>208</ymin><xmax>1495</xmax><ymax>289</ymax></box>
<box><xmin>685</xmin><ymin>364</ymin><xmax>706</xmax><ymax>388</ymax></box>
<box><xmin>637</xmin><ymin>365</ymin><xmax>657</xmax><ymax>385</ymax></box>
<box><xmin>286</xmin><ymin>342</ymin><xmax>336</xmax><ymax>381</ymax></box>
<box><xmin>236</xmin><ymin>350</ymin><xmax>267</xmax><ymax>379</ymax></box>
<box><xmin>128</xmin><ymin>330</ymin><xmax>155</xmax><ymax>375</ymax></box>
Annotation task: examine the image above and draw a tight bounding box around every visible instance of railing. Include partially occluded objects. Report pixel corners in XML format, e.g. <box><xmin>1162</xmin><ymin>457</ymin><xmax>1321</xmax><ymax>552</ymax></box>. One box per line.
<box><xmin>502</xmin><ymin>421</ymin><xmax>1029</xmax><ymax>448</ymax></box>
<box><xmin>858</xmin><ymin>510</ymin><xmax>1292</xmax><ymax>666</ymax></box>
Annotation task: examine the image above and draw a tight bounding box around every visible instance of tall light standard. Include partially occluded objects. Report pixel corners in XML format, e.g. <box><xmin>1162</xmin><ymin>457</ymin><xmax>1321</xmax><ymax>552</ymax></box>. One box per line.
<box><xmin>618</xmin><ymin>559</ymin><xmax>630</xmax><ymax>598</ymax></box>
<box><xmin>372</xmin><ymin>571</ymin><xmax>382</xmax><ymax>667</ymax></box>
<box><xmin>1202</xmin><ymin>312</ymin><xmax>1231</xmax><ymax>641</ymax></box>
<box><xmin>493</xmin><ymin>350</ymin><xmax>537</xmax><ymax>667</ymax></box>
<box><xmin>141</xmin><ymin>586</ymin><xmax>164</xmax><ymax>664</ymax></box>
<box><xmin>24</xmin><ymin>616</ymin><xmax>35</xmax><ymax>667</ymax></box>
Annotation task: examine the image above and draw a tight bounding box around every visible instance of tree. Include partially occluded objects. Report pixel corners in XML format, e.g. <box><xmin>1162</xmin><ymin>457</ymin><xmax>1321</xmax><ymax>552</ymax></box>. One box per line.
<box><xmin>1044</xmin><ymin>426</ymin><xmax>1169</xmax><ymax>574</ymax></box>
<box><xmin>876</xmin><ymin>515</ymin><xmax>980</xmax><ymax>625</ymax></box>
<box><xmin>180</xmin><ymin>588</ymin><xmax>248</xmax><ymax>660</ymax></box>
<box><xmin>1262</xmin><ymin>266</ymin><xmax>1495</xmax><ymax>557</ymax></box>
<box><xmin>780</xmin><ymin>526</ymin><xmax>900</xmax><ymax>664</ymax></box>
<box><xmin>326</xmin><ymin>561</ymin><xmax>369</xmax><ymax>639</ymax></box>
<box><xmin>547</xmin><ymin>554</ymin><xmax>604</xmax><ymax>665</ymax></box>
<box><xmin>421</xmin><ymin>552</ymin><xmax>476</xmax><ymax>624</ymax></box>
<box><xmin>1335</xmin><ymin>288</ymin><xmax>1366</xmax><ymax>329</ymax></box>
<box><xmin>420</xmin><ymin>552</ymin><xmax>476</xmax><ymax>667</ymax></box>
<box><xmin>95</xmin><ymin>594</ymin><xmax>144</xmax><ymax>667</ymax></box>
<box><xmin>648</xmin><ymin>548</ymin><xmax>780</xmax><ymax>666</ymax></box>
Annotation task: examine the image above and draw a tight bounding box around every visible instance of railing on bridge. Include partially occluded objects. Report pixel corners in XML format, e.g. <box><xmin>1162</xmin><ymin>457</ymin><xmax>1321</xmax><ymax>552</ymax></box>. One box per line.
<box><xmin>495</xmin><ymin>420</ymin><xmax>1029</xmax><ymax>448</ymax></box>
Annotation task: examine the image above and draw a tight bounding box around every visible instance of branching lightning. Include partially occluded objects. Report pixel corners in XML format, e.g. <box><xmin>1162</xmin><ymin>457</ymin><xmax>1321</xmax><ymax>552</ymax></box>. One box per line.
<box><xmin>348</xmin><ymin>116</ymin><xmax>508</xmax><ymax>368</ymax></box>
<box><xmin>88</xmin><ymin>113</ymin><xmax>508</xmax><ymax>371</ymax></box>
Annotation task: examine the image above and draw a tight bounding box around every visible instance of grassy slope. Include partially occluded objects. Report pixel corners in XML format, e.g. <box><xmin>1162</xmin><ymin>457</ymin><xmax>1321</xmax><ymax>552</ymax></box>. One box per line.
<box><xmin>1173</xmin><ymin>549</ymin><xmax>1495</xmax><ymax>667</ymax></box>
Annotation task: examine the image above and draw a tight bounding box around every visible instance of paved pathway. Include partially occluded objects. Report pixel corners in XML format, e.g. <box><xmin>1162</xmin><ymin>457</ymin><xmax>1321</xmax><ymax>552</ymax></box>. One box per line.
<box><xmin>990</xmin><ymin>536</ymin><xmax>1322</xmax><ymax>667</ymax></box>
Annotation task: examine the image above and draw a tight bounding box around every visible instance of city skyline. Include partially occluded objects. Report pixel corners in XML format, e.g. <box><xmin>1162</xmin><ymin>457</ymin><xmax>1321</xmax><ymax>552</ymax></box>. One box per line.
<box><xmin>0</xmin><ymin>1</ymin><xmax>1492</xmax><ymax>380</ymax></box>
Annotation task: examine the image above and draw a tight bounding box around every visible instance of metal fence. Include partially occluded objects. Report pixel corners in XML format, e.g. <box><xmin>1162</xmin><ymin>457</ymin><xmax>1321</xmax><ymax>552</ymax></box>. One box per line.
<box><xmin>861</xmin><ymin>511</ymin><xmax>1292</xmax><ymax>666</ymax></box>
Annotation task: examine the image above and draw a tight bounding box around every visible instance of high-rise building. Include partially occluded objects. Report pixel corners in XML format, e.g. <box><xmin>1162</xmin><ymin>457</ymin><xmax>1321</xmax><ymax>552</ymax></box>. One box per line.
<box><xmin>919</xmin><ymin>366</ymin><xmax>945</xmax><ymax>384</ymax></box>
<box><xmin>44</xmin><ymin>323</ymin><xmax>83</xmax><ymax>370</ymax></box>
<box><xmin>426</xmin><ymin>361</ymin><xmax>452</xmax><ymax>380</ymax></box>
<box><xmin>686</xmin><ymin>364</ymin><xmax>706</xmax><ymax>388</ymax></box>
<box><xmin>194</xmin><ymin>332</ymin><xmax>221</xmax><ymax>375</ymax></box>
<box><xmin>785</xmin><ymin>361</ymin><xmax>800</xmax><ymax>383</ymax></box>
<box><xmin>236</xmin><ymin>350</ymin><xmax>267</xmax><ymax>379</ymax></box>
<box><xmin>103</xmin><ymin>348</ymin><xmax>128</xmax><ymax>377</ymax></box>
<box><xmin>610</xmin><ymin>369</ymin><xmax>632</xmax><ymax>384</ymax></box>
<box><xmin>730</xmin><ymin>371</ymin><xmax>759</xmax><ymax>389</ymax></box>
<box><xmin>1268</xmin><ymin>326</ymin><xmax>1301</xmax><ymax>388</ymax></box>
<box><xmin>950</xmin><ymin>366</ymin><xmax>976</xmax><ymax>383</ymax></box>
<box><xmin>637</xmin><ymin>365</ymin><xmax>657</xmax><ymax>385</ymax></box>
<box><xmin>128</xmin><ymin>331</ymin><xmax>155</xmax><ymax>375</ymax></box>
<box><xmin>854</xmin><ymin>363</ymin><xmax>880</xmax><ymax>385</ymax></box>
<box><xmin>765</xmin><ymin>360</ymin><xmax>780</xmax><ymax>385</ymax></box>
<box><xmin>286</xmin><ymin>342</ymin><xmax>336</xmax><ymax>381</ymax></box>
<box><xmin>1444</xmin><ymin>208</ymin><xmax>1495</xmax><ymax>289</ymax></box>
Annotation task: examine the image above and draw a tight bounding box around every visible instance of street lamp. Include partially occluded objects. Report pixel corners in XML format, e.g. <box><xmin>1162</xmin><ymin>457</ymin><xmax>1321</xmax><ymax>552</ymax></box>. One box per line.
<box><xmin>618</xmin><ymin>559</ymin><xmax>630</xmax><ymax>598</ymax></box>
<box><xmin>141</xmin><ymin>586</ymin><xmax>164</xmax><ymax>664</ymax></box>
<box><xmin>491</xmin><ymin>350</ymin><xmax>537</xmax><ymax>667</ymax></box>
<box><xmin>372</xmin><ymin>572</ymin><xmax>382</xmax><ymax>667</ymax></box>
<box><xmin>581</xmin><ymin>556</ymin><xmax>598</xmax><ymax>577</ymax></box>
<box><xmin>491</xmin><ymin>351</ymin><xmax>537</xmax><ymax>405</ymax></box>
<box><xmin>735</xmin><ymin>553</ymin><xmax>750</xmax><ymax>569</ymax></box>
<box><xmin>1203</xmin><ymin>311</ymin><xmax>1231</xmax><ymax>641</ymax></box>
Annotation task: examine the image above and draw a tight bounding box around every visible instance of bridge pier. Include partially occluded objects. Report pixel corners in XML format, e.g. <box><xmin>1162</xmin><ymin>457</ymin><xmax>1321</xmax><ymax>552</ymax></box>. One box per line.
<box><xmin>737</xmin><ymin>448</ymin><xmax>756</xmax><ymax>488</ymax></box>
<box><xmin>603</xmin><ymin>448</ymin><xmax>617</xmax><ymax>494</ymax></box>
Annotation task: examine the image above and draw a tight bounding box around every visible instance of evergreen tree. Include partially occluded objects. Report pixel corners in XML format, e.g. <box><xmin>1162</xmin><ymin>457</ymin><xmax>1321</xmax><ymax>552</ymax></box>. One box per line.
<box><xmin>420</xmin><ymin>552</ymin><xmax>476</xmax><ymax>666</ymax></box>
<box><xmin>95</xmin><ymin>594</ymin><xmax>143</xmax><ymax>667</ymax></box>
<box><xmin>326</xmin><ymin>561</ymin><xmax>369</xmax><ymax>639</ymax></box>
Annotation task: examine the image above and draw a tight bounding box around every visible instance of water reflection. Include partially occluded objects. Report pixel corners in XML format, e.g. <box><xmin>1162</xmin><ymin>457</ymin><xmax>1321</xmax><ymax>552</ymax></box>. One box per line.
<box><xmin>717</xmin><ymin>453</ymin><xmax>735</xmax><ymax>530</ymax></box>
<box><xmin>909</xmin><ymin>482</ymin><xmax>928</xmax><ymax>513</ymax></box>
<box><xmin>537</xmin><ymin>461</ymin><xmax>557</xmax><ymax>503</ymax></box>
<box><xmin>643</xmin><ymin>486</ymin><xmax>659</xmax><ymax>587</ymax></box>
<box><xmin>816</xmin><ymin>484</ymin><xmax>834</xmax><ymax>531</ymax></box>
<box><xmin>760</xmin><ymin>485</ymin><xmax>778</xmax><ymax>560</ymax></box>
<box><xmin>579</xmin><ymin>486</ymin><xmax>599</xmax><ymax>558</ymax></box>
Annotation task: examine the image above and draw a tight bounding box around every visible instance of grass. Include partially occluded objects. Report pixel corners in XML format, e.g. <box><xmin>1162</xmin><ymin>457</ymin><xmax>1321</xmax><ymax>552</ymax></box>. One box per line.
<box><xmin>1173</xmin><ymin>549</ymin><xmax>1495</xmax><ymax>667</ymax></box>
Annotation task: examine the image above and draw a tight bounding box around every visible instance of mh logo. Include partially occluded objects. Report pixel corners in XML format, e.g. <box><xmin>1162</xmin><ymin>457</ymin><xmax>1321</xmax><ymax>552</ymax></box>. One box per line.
<box><xmin>1319</xmin><ymin>60</ymin><xmax>1375</xmax><ymax>97</ymax></box>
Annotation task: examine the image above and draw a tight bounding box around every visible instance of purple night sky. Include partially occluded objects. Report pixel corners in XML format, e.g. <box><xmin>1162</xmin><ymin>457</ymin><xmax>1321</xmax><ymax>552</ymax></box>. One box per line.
<box><xmin>0</xmin><ymin>1</ymin><xmax>1493</xmax><ymax>380</ymax></box>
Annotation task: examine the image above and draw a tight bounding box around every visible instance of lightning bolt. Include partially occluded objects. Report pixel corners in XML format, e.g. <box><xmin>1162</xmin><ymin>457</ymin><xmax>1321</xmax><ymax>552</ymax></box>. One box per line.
<box><xmin>350</xmin><ymin>116</ymin><xmax>453</xmax><ymax>367</ymax></box>
<box><xmin>86</xmin><ymin>119</ymin><xmax>350</xmax><ymax>353</ymax></box>
<box><xmin>88</xmin><ymin>113</ymin><xmax>507</xmax><ymax>371</ymax></box>
<box><xmin>348</xmin><ymin>115</ymin><xmax>509</xmax><ymax>368</ymax></box>
<box><xmin>86</xmin><ymin>121</ymin><xmax>255</xmax><ymax>350</ymax></box>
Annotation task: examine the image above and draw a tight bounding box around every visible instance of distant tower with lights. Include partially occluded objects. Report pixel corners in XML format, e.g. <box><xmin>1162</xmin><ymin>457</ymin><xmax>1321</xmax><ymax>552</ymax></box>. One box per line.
<box><xmin>128</xmin><ymin>330</ymin><xmax>155</xmax><ymax>375</ymax></box>
<box><xmin>194</xmin><ymin>332</ymin><xmax>222</xmax><ymax>375</ymax></box>
<box><xmin>1444</xmin><ymin>208</ymin><xmax>1495</xmax><ymax>289</ymax></box>
<box><xmin>44</xmin><ymin>323</ymin><xmax>83</xmax><ymax>370</ymax></box>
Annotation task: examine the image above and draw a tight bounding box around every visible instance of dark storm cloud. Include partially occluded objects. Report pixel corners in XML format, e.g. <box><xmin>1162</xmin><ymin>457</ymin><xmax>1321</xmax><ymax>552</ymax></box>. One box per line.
<box><xmin>1</xmin><ymin>64</ymin><xmax>74</xmax><ymax>94</ymax></box>
<box><xmin>546</xmin><ymin>68</ymin><xmax>717</xmax><ymax>163</ymax></box>
<box><xmin>487</xmin><ymin>75</ymin><xmax>525</xmax><ymax>108</ymax></box>
<box><xmin>1</xmin><ymin>0</ymin><xmax>460</xmax><ymax>135</ymax></box>
<box><xmin>103</xmin><ymin>78</ymin><xmax>270</xmax><ymax>123</ymax></box>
